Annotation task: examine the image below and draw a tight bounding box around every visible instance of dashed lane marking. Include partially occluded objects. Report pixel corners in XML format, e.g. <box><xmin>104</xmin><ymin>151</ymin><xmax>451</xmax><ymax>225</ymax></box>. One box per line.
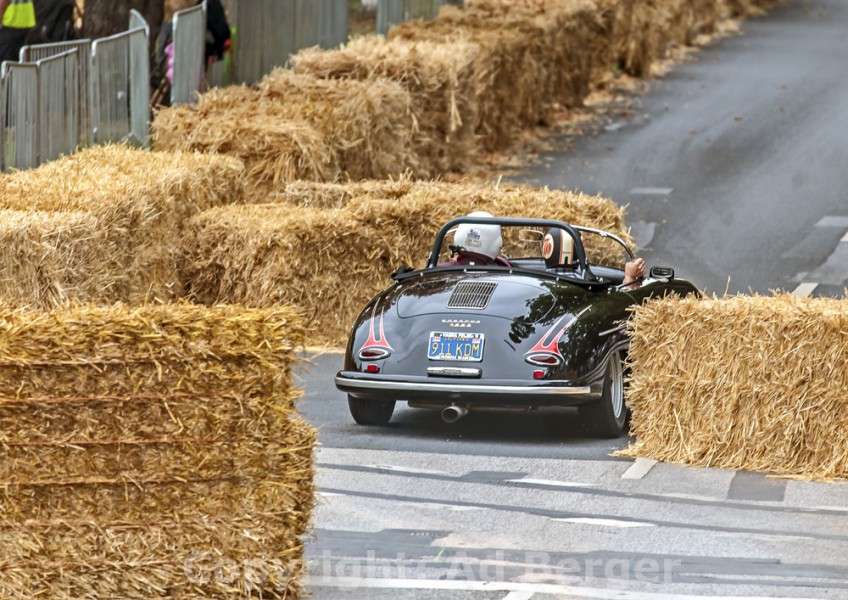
<box><xmin>503</xmin><ymin>592</ymin><xmax>535</xmax><ymax>600</ymax></box>
<box><xmin>629</xmin><ymin>187</ymin><xmax>673</xmax><ymax>196</ymax></box>
<box><xmin>791</xmin><ymin>282</ymin><xmax>818</xmax><ymax>297</ymax></box>
<box><xmin>553</xmin><ymin>517</ymin><xmax>656</xmax><ymax>529</ymax></box>
<box><xmin>503</xmin><ymin>478</ymin><xmax>597</xmax><ymax>489</ymax></box>
<box><xmin>363</xmin><ymin>464</ymin><xmax>453</xmax><ymax>477</ymax></box>
<box><xmin>622</xmin><ymin>458</ymin><xmax>658</xmax><ymax>480</ymax></box>
<box><xmin>303</xmin><ymin>576</ymin><xmax>823</xmax><ymax>599</ymax></box>
<box><xmin>814</xmin><ymin>216</ymin><xmax>848</xmax><ymax>228</ymax></box>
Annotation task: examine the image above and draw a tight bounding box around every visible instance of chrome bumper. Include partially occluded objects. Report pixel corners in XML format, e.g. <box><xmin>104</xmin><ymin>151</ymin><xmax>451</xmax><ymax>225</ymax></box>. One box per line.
<box><xmin>335</xmin><ymin>374</ymin><xmax>591</xmax><ymax>396</ymax></box>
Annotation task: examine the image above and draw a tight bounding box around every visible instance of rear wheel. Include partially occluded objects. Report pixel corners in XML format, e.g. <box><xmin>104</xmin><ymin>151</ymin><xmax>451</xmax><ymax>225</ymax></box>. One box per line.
<box><xmin>348</xmin><ymin>395</ymin><xmax>396</xmax><ymax>426</ymax></box>
<box><xmin>580</xmin><ymin>350</ymin><xmax>627</xmax><ymax>438</ymax></box>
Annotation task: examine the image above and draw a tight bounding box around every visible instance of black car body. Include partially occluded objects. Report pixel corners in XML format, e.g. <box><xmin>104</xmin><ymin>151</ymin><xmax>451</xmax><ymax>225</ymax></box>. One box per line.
<box><xmin>335</xmin><ymin>217</ymin><xmax>700</xmax><ymax>437</ymax></box>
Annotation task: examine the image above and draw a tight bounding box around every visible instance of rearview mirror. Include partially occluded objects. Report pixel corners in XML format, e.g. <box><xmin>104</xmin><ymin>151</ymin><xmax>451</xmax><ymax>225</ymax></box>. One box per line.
<box><xmin>649</xmin><ymin>266</ymin><xmax>674</xmax><ymax>280</ymax></box>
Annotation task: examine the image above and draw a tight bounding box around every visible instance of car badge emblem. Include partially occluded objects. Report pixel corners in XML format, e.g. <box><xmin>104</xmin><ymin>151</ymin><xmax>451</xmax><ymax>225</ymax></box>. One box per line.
<box><xmin>441</xmin><ymin>319</ymin><xmax>480</xmax><ymax>329</ymax></box>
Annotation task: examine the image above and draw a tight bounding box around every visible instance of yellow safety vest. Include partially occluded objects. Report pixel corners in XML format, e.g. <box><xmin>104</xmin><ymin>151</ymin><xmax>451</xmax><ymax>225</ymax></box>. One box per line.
<box><xmin>2</xmin><ymin>0</ymin><xmax>36</xmax><ymax>29</ymax></box>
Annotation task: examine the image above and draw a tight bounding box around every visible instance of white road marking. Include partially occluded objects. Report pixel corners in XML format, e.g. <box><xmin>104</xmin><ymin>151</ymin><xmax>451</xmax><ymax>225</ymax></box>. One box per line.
<box><xmin>363</xmin><ymin>464</ymin><xmax>453</xmax><ymax>477</ymax></box>
<box><xmin>553</xmin><ymin>517</ymin><xmax>656</xmax><ymax>528</ymax></box>
<box><xmin>790</xmin><ymin>282</ymin><xmax>818</xmax><ymax>297</ymax></box>
<box><xmin>400</xmin><ymin>501</ymin><xmax>483</xmax><ymax>512</ymax></box>
<box><xmin>814</xmin><ymin>216</ymin><xmax>848</xmax><ymax>228</ymax></box>
<box><xmin>317</xmin><ymin>491</ymin><xmax>344</xmax><ymax>498</ymax></box>
<box><xmin>629</xmin><ymin>187</ymin><xmax>673</xmax><ymax>196</ymax></box>
<box><xmin>503</xmin><ymin>592</ymin><xmax>535</xmax><ymax>600</ymax></box>
<box><xmin>622</xmin><ymin>458</ymin><xmax>658</xmax><ymax>480</ymax></box>
<box><xmin>504</xmin><ymin>478</ymin><xmax>597</xmax><ymax>488</ymax></box>
<box><xmin>841</xmin><ymin>230</ymin><xmax>848</xmax><ymax>243</ymax></box>
<box><xmin>303</xmin><ymin>576</ymin><xmax>822</xmax><ymax>599</ymax></box>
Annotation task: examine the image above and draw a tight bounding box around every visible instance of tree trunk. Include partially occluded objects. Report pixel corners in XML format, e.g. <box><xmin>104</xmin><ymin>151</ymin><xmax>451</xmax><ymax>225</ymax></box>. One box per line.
<box><xmin>83</xmin><ymin>0</ymin><xmax>164</xmax><ymax>46</ymax></box>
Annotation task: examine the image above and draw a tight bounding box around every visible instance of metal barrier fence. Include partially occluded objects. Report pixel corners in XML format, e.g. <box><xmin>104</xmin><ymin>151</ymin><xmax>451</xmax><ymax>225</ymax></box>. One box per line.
<box><xmin>38</xmin><ymin>50</ymin><xmax>80</xmax><ymax>164</ymax></box>
<box><xmin>2</xmin><ymin>13</ymin><xmax>150</xmax><ymax>171</ymax></box>
<box><xmin>232</xmin><ymin>0</ymin><xmax>348</xmax><ymax>85</ymax></box>
<box><xmin>91</xmin><ymin>22</ymin><xmax>150</xmax><ymax>147</ymax></box>
<box><xmin>172</xmin><ymin>2</ymin><xmax>207</xmax><ymax>105</ymax></box>
<box><xmin>4</xmin><ymin>3</ymin><xmax>385</xmax><ymax>170</ymax></box>
<box><xmin>20</xmin><ymin>40</ymin><xmax>92</xmax><ymax>146</ymax></box>
<box><xmin>376</xmin><ymin>0</ymin><xmax>462</xmax><ymax>36</ymax></box>
<box><xmin>129</xmin><ymin>8</ymin><xmax>148</xmax><ymax>32</ymax></box>
<box><xmin>0</xmin><ymin>50</ymin><xmax>79</xmax><ymax>172</ymax></box>
<box><xmin>0</xmin><ymin>62</ymin><xmax>39</xmax><ymax>171</ymax></box>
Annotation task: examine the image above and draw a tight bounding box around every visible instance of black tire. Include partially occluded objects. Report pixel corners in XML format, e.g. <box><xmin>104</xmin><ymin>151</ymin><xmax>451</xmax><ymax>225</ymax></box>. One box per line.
<box><xmin>580</xmin><ymin>350</ymin><xmax>628</xmax><ymax>438</ymax></box>
<box><xmin>348</xmin><ymin>395</ymin><xmax>396</xmax><ymax>426</ymax></box>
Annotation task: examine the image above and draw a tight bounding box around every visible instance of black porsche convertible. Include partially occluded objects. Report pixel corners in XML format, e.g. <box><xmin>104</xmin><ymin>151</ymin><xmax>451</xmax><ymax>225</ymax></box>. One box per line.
<box><xmin>334</xmin><ymin>216</ymin><xmax>700</xmax><ymax>437</ymax></box>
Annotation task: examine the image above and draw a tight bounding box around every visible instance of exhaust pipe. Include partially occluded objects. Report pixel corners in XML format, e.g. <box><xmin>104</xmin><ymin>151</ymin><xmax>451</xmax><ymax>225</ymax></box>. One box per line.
<box><xmin>441</xmin><ymin>405</ymin><xmax>469</xmax><ymax>423</ymax></box>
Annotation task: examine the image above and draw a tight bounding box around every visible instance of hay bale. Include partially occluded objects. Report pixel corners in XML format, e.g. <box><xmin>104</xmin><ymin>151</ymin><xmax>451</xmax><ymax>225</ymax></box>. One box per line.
<box><xmin>0</xmin><ymin>145</ymin><xmax>244</xmax><ymax>306</ymax></box>
<box><xmin>721</xmin><ymin>0</ymin><xmax>776</xmax><ymax>17</ymax></box>
<box><xmin>153</xmin><ymin>71</ymin><xmax>419</xmax><ymax>195</ymax></box>
<box><xmin>259</xmin><ymin>70</ymin><xmax>420</xmax><ymax>182</ymax></box>
<box><xmin>183</xmin><ymin>179</ymin><xmax>630</xmax><ymax>345</ymax></box>
<box><xmin>620</xmin><ymin>294</ymin><xmax>848</xmax><ymax>481</ymax></box>
<box><xmin>389</xmin><ymin>0</ymin><xmax>608</xmax><ymax>150</ymax></box>
<box><xmin>153</xmin><ymin>85</ymin><xmax>336</xmax><ymax>192</ymax></box>
<box><xmin>292</xmin><ymin>37</ymin><xmax>480</xmax><ymax>174</ymax></box>
<box><xmin>597</xmin><ymin>0</ymin><xmax>682</xmax><ymax>77</ymax></box>
<box><xmin>0</xmin><ymin>210</ymin><xmax>110</xmax><ymax>307</ymax></box>
<box><xmin>0</xmin><ymin>303</ymin><xmax>315</xmax><ymax>598</ymax></box>
<box><xmin>602</xmin><ymin>0</ymin><xmax>768</xmax><ymax>77</ymax></box>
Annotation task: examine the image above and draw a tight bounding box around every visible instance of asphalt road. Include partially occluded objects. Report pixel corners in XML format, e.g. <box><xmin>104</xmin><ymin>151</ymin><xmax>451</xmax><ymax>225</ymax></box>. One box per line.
<box><xmin>300</xmin><ymin>1</ymin><xmax>848</xmax><ymax>598</ymax></box>
<box><xmin>512</xmin><ymin>0</ymin><xmax>848</xmax><ymax>299</ymax></box>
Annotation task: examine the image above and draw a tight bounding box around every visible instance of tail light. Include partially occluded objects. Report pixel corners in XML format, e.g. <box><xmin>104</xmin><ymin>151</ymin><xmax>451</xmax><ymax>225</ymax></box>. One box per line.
<box><xmin>359</xmin><ymin>347</ymin><xmax>391</xmax><ymax>360</ymax></box>
<box><xmin>525</xmin><ymin>352</ymin><xmax>563</xmax><ymax>367</ymax></box>
<box><xmin>358</xmin><ymin>305</ymin><xmax>393</xmax><ymax>361</ymax></box>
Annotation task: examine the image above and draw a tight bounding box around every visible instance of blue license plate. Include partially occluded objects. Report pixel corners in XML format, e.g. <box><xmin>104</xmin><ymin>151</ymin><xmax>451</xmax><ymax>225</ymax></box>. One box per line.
<box><xmin>427</xmin><ymin>332</ymin><xmax>484</xmax><ymax>362</ymax></box>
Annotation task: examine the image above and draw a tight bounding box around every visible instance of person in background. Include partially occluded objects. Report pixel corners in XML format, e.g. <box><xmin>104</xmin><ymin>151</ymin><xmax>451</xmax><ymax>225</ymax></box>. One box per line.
<box><xmin>27</xmin><ymin>0</ymin><xmax>76</xmax><ymax>46</ymax></box>
<box><xmin>155</xmin><ymin>0</ymin><xmax>231</xmax><ymax>105</ymax></box>
<box><xmin>0</xmin><ymin>0</ymin><xmax>36</xmax><ymax>63</ymax></box>
<box><xmin>203</xmin><ymin>0</ymin><xmax>230</xmax><ymax>63</ymax></box>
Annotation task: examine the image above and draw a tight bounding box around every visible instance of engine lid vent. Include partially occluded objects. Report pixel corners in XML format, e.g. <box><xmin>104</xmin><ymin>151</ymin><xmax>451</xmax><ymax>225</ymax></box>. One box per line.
<box><xmin>447</xmin><ymin>281</ymin><xmax>498</xmax><ymax>310</ymax></box>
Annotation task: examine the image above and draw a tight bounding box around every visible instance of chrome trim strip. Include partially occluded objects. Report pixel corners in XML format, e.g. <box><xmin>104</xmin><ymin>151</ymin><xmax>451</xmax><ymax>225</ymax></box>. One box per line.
<box><xmin>335</xmin><ymin>376</ymin><xmax>591</xmax><ymax>396</ymax></box>
<box><xmin>525</xmin><ymin>355</ymin><xmax>563</xmax><ymax>367</ymax></box>
<box><xmin>427</xmin><ymin>367</ymin><xmax>481</xmax><ymax>377</ymax></box>
<box><xmin>598</xmin><ymin>325</ymin><xmax>625</xmax><ymax>337</ymax></box>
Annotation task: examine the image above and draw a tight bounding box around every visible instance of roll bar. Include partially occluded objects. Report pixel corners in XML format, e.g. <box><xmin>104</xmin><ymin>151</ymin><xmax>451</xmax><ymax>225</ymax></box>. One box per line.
<box><xmin>426</xmin><ymin>217</ymin><xmax>591</xmax><ymax>270</ymax></box>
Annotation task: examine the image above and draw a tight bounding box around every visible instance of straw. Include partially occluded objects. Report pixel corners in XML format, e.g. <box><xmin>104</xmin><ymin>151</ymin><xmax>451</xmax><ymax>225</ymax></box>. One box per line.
<box><xmin>620</xmin><ymin>293</ymin><xmax>848</xmax><ymax>481</ymax></box>
<box><xmin>0</xmin><ymin>303</ymin><xmax>315</xmax><ymax>598</ymax></box>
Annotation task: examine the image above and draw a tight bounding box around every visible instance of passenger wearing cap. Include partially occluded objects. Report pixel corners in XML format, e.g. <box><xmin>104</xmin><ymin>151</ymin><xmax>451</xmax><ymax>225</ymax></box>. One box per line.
<box><xmin>543</xmin><ymin>227</ymin><xmax>645</xmax><ymax>285</ymax></box>
<box><xmin>442</xmin><ymin>211</ymin><xmax>510</xmax><ymax>267</ymax></box>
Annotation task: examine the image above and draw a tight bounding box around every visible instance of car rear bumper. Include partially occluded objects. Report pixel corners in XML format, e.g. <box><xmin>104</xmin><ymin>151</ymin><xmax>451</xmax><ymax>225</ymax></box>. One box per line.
<box><xmin>334</xmin><ymin>371</ymin><xmax>602</xmax><ymax>406</ymax></box>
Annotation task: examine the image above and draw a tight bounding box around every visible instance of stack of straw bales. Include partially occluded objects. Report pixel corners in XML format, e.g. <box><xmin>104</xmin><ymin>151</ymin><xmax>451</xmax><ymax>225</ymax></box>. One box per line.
<box><xmin>389</xmin><ymin>0</ymin><xmax>607</xmax><ymax>150</ymax></box>
<box><xmin>600</xmin><ymin>0</ymin><xmax>775</xmax><ymax>77</ymax></box>
<box><xmin>621</xmin><ymin>294</ymin><xmax>848</xmax><ymax>481</ymax></box>
<box><xmin>153</xmin><ymin>70</ymin><xmax>419</xmax><ymax>195</ymax></box>
<box><xmin>0</xmin><ymin>145</ymin><xmax>244</xmax><ymax>307</ymax></box>
<box><xmin>183</xmin><ymin>179</ymin><xmax>631</xmax><ymax>345</ymax></box>
<box><xmin>0</xmin><ymin>303</ymin><xmax>314</xmax><ymax>597</ymax></box>
<box><xmin>292</xmin><ymin>37</ymin><xmax>480</xmax><ymax>174</ymax></box>
<box><xmin>152</xmin><ymin>0</ymin><xmax>776</xmax><ymax>183</ymax></box>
